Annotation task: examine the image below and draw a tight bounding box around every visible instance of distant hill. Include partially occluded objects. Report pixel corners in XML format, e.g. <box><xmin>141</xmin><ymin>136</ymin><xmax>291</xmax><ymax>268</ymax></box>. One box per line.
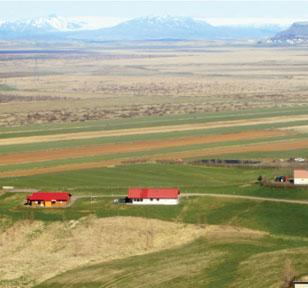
<box><xmin>69</xmin><ymin>16</ymin><xmax>284</xmax><ymax>41</ymax></box>
<box><xmin>69</xmin><ymin>16</ymin><xmax>220</xmax><ymax>40</ymax></box>
<box><xmin>270</xmin><ymin>22</ymin><xmax>308</xmax><ymax>44</ymax></box>
<box><xmin>0</xmin><ymin>15</ymin><xmax>285</xmax><ymax>41</ymax></box>
<box><xmin>0</xmin><ymin>15</ymin><xmax>85</xmax><ymax>39</ymax></box>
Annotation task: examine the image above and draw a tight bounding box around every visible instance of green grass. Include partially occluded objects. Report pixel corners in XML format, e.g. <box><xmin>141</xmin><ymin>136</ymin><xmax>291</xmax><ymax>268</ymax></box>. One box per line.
<box><xmin>1</xmin><ymin>163</ymin><xmax>308</xmax><ymax>288</ymax></box>
<box><xmin>1</xmin><ymin>163</ymin><xmax>307</xmax><ymax>199</ymax></box>
<box><xmin>0</xmin><ymin>105</ymin><xmax>307</xmax><ymax>138</ymax></box>
<box><xmin>3</xmin><ymin>187</ymin><xmax>308</xmax><ymax>288</ymax></box>
<box><xmin>0</xmin><ymin>163</ymin><xmax>289</xmax><ymax>194</ymax></box>
<box><xmin>2</xmin><ymin>186</ymin><xmax>308</xmax><ymax>238</ymax></box>
<box><xmin>0</xmin><ymin>84</ymin><xmax>16</xmax><ymax>92</ymax></box>
<box><xmin>35</xmin><ymin>234</ymin><xmax>308</xmax><ymax>288</ymax></box>
<box><xmin>204</xmin><ymin>148</ymin><xmax>308</xmax><ymax>160</ymax></box>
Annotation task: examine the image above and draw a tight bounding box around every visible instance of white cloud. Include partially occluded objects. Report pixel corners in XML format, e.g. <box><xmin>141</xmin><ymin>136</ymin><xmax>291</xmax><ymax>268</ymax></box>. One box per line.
<box><xmin>69</xmin><ymin>16</ymin><xmax>129</xmax><ymax>29</ymax></box>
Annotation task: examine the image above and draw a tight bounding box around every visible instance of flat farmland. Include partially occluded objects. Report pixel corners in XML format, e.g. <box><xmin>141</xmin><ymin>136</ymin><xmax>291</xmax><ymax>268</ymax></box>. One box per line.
<box><xmin>0</xmin><ymin>106</ymin><xmax>308</xmax><ymax>178</ymax></box>
<box><xmin>1</xmin><ymin>42</ymin><xmax>308</xmax><ymax>126</ymax></box>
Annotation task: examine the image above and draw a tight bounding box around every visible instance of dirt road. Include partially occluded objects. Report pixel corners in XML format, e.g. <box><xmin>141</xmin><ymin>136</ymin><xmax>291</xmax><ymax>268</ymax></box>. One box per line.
<box><xmin>75</xmin><ymin>193</ymin><xmax>308</xmax><ymax>206</ymax></box>
<box><xmin>182</xmin><ymin>193</ymin><xmax>308</xmax><ymax>205</ymax></box>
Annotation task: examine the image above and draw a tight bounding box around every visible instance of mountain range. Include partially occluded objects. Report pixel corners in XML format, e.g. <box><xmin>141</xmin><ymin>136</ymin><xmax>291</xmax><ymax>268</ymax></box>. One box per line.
<box><xmin>0</xmin><ymin>15</ymin><xmax>290</xmax><ymax>41</ymax></box>
<box><xmin>270</xmin><ymin>22</ymin><xmax>308</xmax><ymax>44</ymax></box>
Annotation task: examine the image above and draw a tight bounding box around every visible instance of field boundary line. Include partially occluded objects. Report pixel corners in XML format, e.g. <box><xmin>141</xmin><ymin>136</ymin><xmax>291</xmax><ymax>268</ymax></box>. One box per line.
<box><xmin>182</xmin><ymin>193</ymin><xmax>308</xmax><ymax>205</ymax></box>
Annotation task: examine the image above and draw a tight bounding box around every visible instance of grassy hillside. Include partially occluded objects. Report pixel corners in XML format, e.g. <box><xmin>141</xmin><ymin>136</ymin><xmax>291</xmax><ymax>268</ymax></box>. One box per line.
<box><xmin>2</xmin><ymin>190</ymin><xmax>308</xmax><ymax>287</ymax></box>
<box><xmin>36</xmin><ymin>237</ymin><xmax>308</xmax><ymax>288</ymax></box>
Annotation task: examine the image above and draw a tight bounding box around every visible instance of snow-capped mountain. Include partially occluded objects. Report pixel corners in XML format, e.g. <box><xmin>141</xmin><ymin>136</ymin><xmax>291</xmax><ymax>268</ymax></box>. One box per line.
<box><xmin>0</xmin><ymin>15</ymin><xmax>286</xmax><ymax>41</ymax></box>
<box><xmin>70</xmin><ymin>16</ymin><xmax>284</xmax><ymax>41</ymax></box>
<box><xmin>0</xmin><ymin>15</ymin><xmax>85</xmax><ymax>36</ymax></box>
<box><xmin>71</xmin><ymin>16</ymin><xmax>220</xmax><ymax>40</ymax></box>
<box><xmin>270</xmin><ymin>22</ymin><xmax>308</xmax><ymax>44</ymax></box>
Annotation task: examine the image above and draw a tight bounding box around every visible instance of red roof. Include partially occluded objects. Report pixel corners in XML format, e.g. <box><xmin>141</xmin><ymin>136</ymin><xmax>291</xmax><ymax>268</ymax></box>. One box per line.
<box><xmin>27</xmin><ymin>192</ymin><xmax>71</xmax><ymax>202</ymax></box>
<box><xmin>294</xmin><ymin>170</ymin><xmax>308</xmax><ymax>179</ymax></box>
<box><xmin>128</xmin><ymin>188</ymin><xmax>180</xmax><ymax>199</ymax></box>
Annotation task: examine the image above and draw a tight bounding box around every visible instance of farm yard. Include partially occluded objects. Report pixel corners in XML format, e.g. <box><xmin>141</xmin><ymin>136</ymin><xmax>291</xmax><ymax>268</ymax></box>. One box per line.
<box><xmin>1</xmin><ymin>42</ymin><xmax>308</xmax><ymax>287</ymax></box>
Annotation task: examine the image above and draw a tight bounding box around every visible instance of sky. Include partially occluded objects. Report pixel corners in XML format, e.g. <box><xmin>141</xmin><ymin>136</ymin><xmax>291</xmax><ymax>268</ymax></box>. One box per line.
<box><xmin>0</xmin><ymin>1</ymin><xmax>308</xmax><ymax>26</ymax></box>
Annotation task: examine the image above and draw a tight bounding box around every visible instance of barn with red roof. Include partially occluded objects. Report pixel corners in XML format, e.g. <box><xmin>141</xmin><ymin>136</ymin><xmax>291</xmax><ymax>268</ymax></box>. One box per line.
<box><xmin>127</xmin><ymin>187</ymin><xmax>180</xmax><ymax>205</ymax></box>
<box><xmin>26</xmin><ymin>192</ymin><xmax>71</xmax><ymax>207</ymax></box>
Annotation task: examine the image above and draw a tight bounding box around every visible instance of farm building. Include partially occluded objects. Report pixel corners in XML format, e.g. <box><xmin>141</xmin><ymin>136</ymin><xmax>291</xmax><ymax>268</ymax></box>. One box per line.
<box><xmin>294</xmin><ymin>170</ymin><xmax>308</xmax><ymax>185</ymax></box>
<box><xmin>127</xmin><ymin>188</ymin><xmax>180</xmax><ymax>205</ymax></box>
<box><xmin>26</xmin><ymin>192</ymin><xmax>71</xmax><ymax>207</ymax></box>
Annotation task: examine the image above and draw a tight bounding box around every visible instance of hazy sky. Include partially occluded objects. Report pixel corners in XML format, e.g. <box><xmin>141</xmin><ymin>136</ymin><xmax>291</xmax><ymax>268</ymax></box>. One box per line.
<box><xmin>1</xmin><ymin>1</ymin><xmax>308</xmax><ymax>24</ymax></box>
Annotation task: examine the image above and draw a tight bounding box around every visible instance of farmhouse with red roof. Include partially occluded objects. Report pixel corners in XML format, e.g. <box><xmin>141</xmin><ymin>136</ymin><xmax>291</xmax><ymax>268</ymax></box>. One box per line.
<box><xmin>26</xmin><ymin>192</ymin><xmax>71</xmax><ymax>207</ymax></box>
<box><xmin>127</xmin><ymin>188</ymin><xmax>180</xmax><ymax>205</ymax></box>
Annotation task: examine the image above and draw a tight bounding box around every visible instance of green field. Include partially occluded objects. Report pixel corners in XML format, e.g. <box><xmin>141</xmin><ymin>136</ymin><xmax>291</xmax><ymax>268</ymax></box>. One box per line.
<box><xmin>1</xmin><ymin>106</ymin><xmax>308</xmax><ymax>287</ymax></box>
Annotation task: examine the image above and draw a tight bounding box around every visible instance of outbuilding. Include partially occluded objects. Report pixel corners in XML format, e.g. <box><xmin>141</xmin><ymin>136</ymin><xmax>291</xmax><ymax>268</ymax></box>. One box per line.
<box><xmin>127</xmin><ymin>188</ymin><xmax>180</xmax><ymax>205</ymax></box>
<box><xmin>294</xmin><ymin>170</ymin><xmax>308</xmax><ymax>185</ymax></box>
<box><xmin>26</xmin><ymin>192</ymin><xmax>71</xmax><ymax>207</ymax></box>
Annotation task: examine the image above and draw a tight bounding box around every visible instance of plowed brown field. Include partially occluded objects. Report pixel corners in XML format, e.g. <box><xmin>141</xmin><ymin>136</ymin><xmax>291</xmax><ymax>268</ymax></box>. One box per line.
<box><xmin>168</xmin><ymin>138</ymin><xmax>308</xmax><ymax>160</ymax></box>
<box><xmin>0</xmin><ymin>130</ymin><xmax>287</xmax><ymax>165</ymax></box>
<box><xmin>1</xmin><ymin>138</ymin><xmax>308</xmax><ymax>178</ymax></box>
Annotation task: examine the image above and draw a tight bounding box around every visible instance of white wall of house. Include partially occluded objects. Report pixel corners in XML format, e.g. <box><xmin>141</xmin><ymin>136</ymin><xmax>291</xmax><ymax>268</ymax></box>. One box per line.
<box><xmin>294</xmin><ymin>178</ymin><xmax>308</xmax><ymax>185</ymax></box>
<box><xmin>131</xmin><ymin>198</ymin><xmax>179</xmax><ymax>205</ymax></box>
<box><xmin>294</xmin><ymin>283</ymin><xmax>308</xmax><ymax>288</ymax></box>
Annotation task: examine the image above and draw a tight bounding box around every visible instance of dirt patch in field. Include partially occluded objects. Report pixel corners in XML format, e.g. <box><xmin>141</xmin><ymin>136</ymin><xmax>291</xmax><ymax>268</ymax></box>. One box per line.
<box><xmin>281</xmin><ymin>125</ymin><xmax>308</xmax><ymax>133</ymax></box>
<box><xmin>0</xmin><ymin>114</ymin><xmax>306</xmax><ymax>146</ymax></box>
<box><xmin>0</xmin><ymin>159</ymin><xmax>123</xmax><ymax>177</ymax></box>
<box><xmin>0</xmin><ymin>129</ymin><xmax>288</xmax><ymax>165</ymax></box>
<box><xmin>0</xmin><ymin>216</ymin><xmax>265</xmax><ymax>287</ymax></box>
<box><xmin>204</xmin><ymin>225</ymin><xmax>267</xmax><ymax>241</ymax></box>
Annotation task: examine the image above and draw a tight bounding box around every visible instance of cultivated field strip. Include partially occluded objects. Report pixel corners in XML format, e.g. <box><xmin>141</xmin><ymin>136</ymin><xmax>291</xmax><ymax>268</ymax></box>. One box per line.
<box><xmin>0</xmin><ymin>130</ymin><xmax>287</xmax><ymax>166</ymax></box>
<box><xmin>0</xmin><ymin>114</ymin><xmax>307</xmax><ymax>146</ymax></box>
<box><xmin>1</xmin><ymin>137</ymin><xmax>308</xmax><ymax>178</ymax></box>
<box><xmin>1</xmin><ymin>109</ymin><xmax>308</xmax><ymax>178</ymax></box>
